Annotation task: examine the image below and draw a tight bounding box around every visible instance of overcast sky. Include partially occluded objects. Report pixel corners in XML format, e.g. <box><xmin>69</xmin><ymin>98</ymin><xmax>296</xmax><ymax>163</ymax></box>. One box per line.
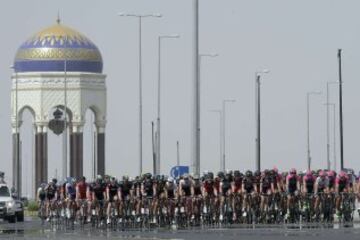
<box><xmin>1</xmin><ymin>0</ymin><xmax>360</xmax><ymax>197</ymax></box>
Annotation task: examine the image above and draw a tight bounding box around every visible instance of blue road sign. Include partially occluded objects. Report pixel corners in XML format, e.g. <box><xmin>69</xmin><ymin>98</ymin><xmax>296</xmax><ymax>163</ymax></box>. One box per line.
<box><xmin>170</xmin><ymin>166</ymin><xmax>189</xmax><ymax>178</ymax></box>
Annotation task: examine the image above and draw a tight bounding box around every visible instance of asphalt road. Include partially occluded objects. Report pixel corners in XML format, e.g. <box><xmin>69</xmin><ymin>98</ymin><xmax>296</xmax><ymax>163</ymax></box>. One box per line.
<box><xmin>1</xmin><ymin>217</ymin><xmax>360</xmax><ymax>239</ymax></box>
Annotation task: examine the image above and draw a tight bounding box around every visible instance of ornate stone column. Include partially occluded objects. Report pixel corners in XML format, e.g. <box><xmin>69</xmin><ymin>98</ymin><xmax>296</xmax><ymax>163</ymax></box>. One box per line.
<box><xmin>70</xmin><ymin>124</ymin><xmax>84</xmax><ymax>178</ymax></box>
<box><xmin>12</xmin><ymin>122</ymin><xmax>21</xmax><ymax>197</ymax></box>
<box><xmin>35</xmin><ymin>124</ymin><xmax>48</xmax><ymax>190</ymax></box>
<box><xmin>96</xmin><ymin>123</ymin><xmax>106</xmax><ymax>176</ymax></box>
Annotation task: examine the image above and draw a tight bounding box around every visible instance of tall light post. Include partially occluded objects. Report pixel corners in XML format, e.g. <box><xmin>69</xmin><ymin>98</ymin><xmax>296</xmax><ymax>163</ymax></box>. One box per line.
<box><xmin>118</xmin><ymin>12</ymin><xmax>162</xmax><ymax>175</ymax></box>
<box><xmin>193</xmin><ymin>52</ymin><xmax>218</xmax><ymax>175</ymax></box>
<box><xmin>255</xmin><ymin>69</ymin><xmax>269</xmax><ymax>172</ymax></box>
<box><xmin>330</xmin><ymin>103</ymin><xmax>337</xmax><ymax>171</ymax></box>
<box><xmin>306</xmin><ymin>91</ymin><xmax>322</xmax><ymax>170</ymax></box>
<box><xmin>192</xmin><ymin>0</ymin><xmax>200</xmax><ymax>176</ymax></box>
<box><xmin>209</xmin><ymin>109</ymin><xmax>222</xmax><ymax>170</ymax></box>
<box><xmin>156</xmin><ymin>34</ymin><xmax>179</xmax><ymax>175</ymax></box>
<box><xmin>337</xmin><ymin>49</ymin><xmax>344</xmax><ymax>170</ymax></box>
<box><xmin>326</xmin><ymin>81</ymin><xmax>338</xmax><ymax>170</ymax></box>
<box><xmin>325</xmin><ymin>103</ymin><xmax>336</xmax><ymax>171</ymax></box>
<box><xmin>222</xmin><ymin>100</ymin><xmax>235</xmax><ymax>171</ymax></box>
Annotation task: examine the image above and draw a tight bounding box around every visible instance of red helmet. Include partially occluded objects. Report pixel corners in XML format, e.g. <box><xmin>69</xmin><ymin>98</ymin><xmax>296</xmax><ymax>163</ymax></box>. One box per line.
<box><xmin>290</xmin><ymin>168</ymin><xmax>297</xmax><ymax>175</ymax></box>
<box><xmin>339</xmin><ymin>171</ymin><xmax>347</xmax><ymax>178</ymax></box>
<box><xmin>328</xmin><ymin>170</ymin><xmax>335</xmax><ymax>177</ymax></box>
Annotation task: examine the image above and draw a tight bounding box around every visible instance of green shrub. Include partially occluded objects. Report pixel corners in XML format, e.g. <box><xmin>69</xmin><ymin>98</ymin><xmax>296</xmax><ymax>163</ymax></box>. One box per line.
<box><xmin>27</xmin><ymin>200</ymin><xmax>39</xmax><ymax>212</ymax></box>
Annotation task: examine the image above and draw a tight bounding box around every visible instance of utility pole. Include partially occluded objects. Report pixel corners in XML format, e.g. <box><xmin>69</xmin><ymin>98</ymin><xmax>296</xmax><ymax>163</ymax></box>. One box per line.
<box><xmin>337</xmin><ymin>49</ymin><xmax>344</xmax><ymax>170</ymax></box>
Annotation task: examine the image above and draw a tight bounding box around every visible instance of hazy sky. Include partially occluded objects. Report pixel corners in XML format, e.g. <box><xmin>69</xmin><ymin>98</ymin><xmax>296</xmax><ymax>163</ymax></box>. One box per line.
<box><xmin>1</xmin><ymin>0</ymin><xmax>360</xmax><ymax>196</ymax></box>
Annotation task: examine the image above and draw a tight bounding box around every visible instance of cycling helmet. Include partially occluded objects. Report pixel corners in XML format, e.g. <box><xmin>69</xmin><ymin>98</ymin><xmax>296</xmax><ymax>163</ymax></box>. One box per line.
<box><xmin>264</xmin><ymin>169</ymin><xmax>270</xmax><ymax>176</ymax></box>
<box><xmin>273</xmin><ymin>167</ymin><xmax>279</xmax><ymax>173</ymax></box>
<box><xmin>208</xmin><ymin>172</ymin><xmax>214</xmax><ymax>180</ymax></box>
<box><xmin>40</xmin><ymin>183</ymin><xmax>47</xmax><ymax>188</ymax></box>
<box><xmin>167</xmin><ymin>177</ymin><xmax>174</xmax><ymax>182</ymax></box>
<box><xmin>290</xmin><ymin>168</ymin><xmax>297</xmax><ymax>175</ymax></box>
<box><xmin>96</xmin><ymin>175</ymin><xmax>103</xmax><ymax>180</ymax></box>
<box><xmin>306</xmin><ymin>170</ymin><xmax>313</xmax><ymax>176</ymax></box>
<box><xmin>328</xmin><ymin>170</ymin><xmax>335</xmax><ymax>177</ymax></box>
<box><xmin>339</xmin><ymin>171</ymin><xmax>347</xmax><ymax>178</ymax></box>
<box><xmin>52</xmin><ymin>178</ymin><xmax>57</xmax><ymax>184</ymax></box>
<box><xmin>245</xmin><ymin>170</ymin><xmax>253</xmax><ymax>178</ymax></box>
<box><xmin>217</xmin><ymin>171</ymin><xmax>225</xmax><ymax>179</ymax></box>
<box><xmin>123</xmin><ymin>175</ymin><xmax>129</xmax><ymax>181</ymax></box>
<box><xmin>319</xmin><ymin>170</ymin><xmax>326</xmax><ymax>178</ymax></box>
<box><xmin>234</xmin><ymin>170</ymin><xmax>240</xmax><ymax>177</ymax></box>
<box><xmin>254</xmin><ymin>170</ymin><xmax>261</xmax><ymax>177</ymax></box>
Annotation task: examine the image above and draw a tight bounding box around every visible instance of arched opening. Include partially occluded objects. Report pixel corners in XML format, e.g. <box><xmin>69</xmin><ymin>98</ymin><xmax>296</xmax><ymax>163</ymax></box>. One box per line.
<box><xmin>83</xmin><ymin>108</ymin><xmax>97</xmax><ymax>180</ymax></box>
<box><xmin>18</xmin><ymin>106</ymin><xmax>35</xmax><ymax>199</ymax></box>
<box><xmin>47</xmin><ymin>106</ymin><xmax>73</xmax><ymax>181</ymax></box>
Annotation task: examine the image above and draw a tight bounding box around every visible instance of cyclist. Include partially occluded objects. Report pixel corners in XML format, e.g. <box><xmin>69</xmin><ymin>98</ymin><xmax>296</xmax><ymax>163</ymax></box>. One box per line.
<box><xmin>231</xmin><ymin>170</ymin><xmax>242</xmax><ymax>220</ymax></box>
<box><xmin>65</xmin><ymin>178</ymin><xmax>77</xmax><ymax>219</ymax></box>
<box><xmin>179</xmin><ymin>174</ymin><xmax>194</xmax><ymax>218</ymax></box>
<box><xmin>45</xmin><ymin>178</ymin><xmax>58</xmax><ymax>221</ymax></box>
<box><xmin>37</xmin><ymin>183</ymin><xmax>47</xmax><ymax>218</ymax></box>
<box><xmin>76</xmin><ymin>176</ymin><xmax>89</xmax><ymax>222</ymax></box>
<box><xmin>165</xmin><ymin>177</ymin><xmax>177</xmax><ymax>223</ymax></box>
<box><xmin>260</xmin><ymin>169</ymin><xmax>273</xmax><ymax>215</ymax></box>
<box><xmin>335</xmin><ymin>171</ymin><xmax>350</xmax><ymax>217</ymax></box>
<box><xmin>285</xmin><ymin>168</ymin><xmax>300</xmax><ymax>218</ymax></box>
<box><xmin>119</xmin><ymin>175</ymin><xmax>134</xmax><ymax>223</ymax></box>
<box><xmin>91</xmin><ymin>175</ymin><xmax>106</xmax><ymax>220</ymax></box>
<box><xmin>242</xmin><ymin>170</ymin><xmax>256</xmax><ymax>217</ymax></box>
<box><xmin>141</xmin><ymin>173</ymin><xmax>156</xmax><ymax>222</ymax></box>
<box><xmin>106</xmin><ymin>176</ymin><xmax>120</xmax><ymax>224</ymax></box>
<box><xmin>302</xmin><ymin>170</ymin><xmax>316</xmax><ymax>211</ymax></box>
<box><xmin>314</xmin><ymin>170</ymin><xmax>329</xmax><ymax>213</ymax></box>
<box><xmin>192</xmin><ymin>175</ymin><xmax>203</xmax><ymax>220</ymax></box>
<box><xmin>219</xmin><ymin>171</ymin><xmax>232</xmax><ymax>221</ymax></box>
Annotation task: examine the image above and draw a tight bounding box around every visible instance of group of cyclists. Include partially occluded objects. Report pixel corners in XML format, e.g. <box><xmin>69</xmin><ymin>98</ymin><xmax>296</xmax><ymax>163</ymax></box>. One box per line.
<box><xmin>36</xmin><ymin>167</ymin><xmax>360</xmax><ymax>228</ymax></box>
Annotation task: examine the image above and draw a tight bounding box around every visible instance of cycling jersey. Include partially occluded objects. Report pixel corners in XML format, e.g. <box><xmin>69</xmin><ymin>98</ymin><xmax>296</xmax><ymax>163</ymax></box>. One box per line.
<box><xmin>38</xmin><ymin>188</ymin><xmax>46</xmax><ymax>201</ymax></box>
<box><xmin>93</xmin><ymin>182</ymin><xmax>106</xmax><ymax>200</ymax></box>
<box><xmin>156</xmin><ymin>180</ymin><xmax>166</xmax><ymax>197</ymax></box>
<box><xmin>221</xmin><ymin>180</ymin><xmax>231</xmax><ymax>196</ymax></box>
<box><xmin>336</xmin><ymin>177</ymin><xmax>348</xmax><ymax>193</ymax></box>
<box><xmin>143</xmin><ymin>179</ymin><xmax>154</xmax><ymax>197</ymax></box>
<box><xmin>193</xmin><ymin>180</ymin><xmax>202</xmax><ymax>196</ymax></box>
<box><xmin>120</xmin><ymin>181</ymin><xmax>133</xmax><ymax>198</ymax></box>
<box><xmin>45</xmin><ymin>183</ymin><xmax>57</xmax><ymax>200</ymax></box>
<box><xmin>243</xmin><ymin>177</ymin><xmax>254</xmax><ymax>193</ymax></box>
<box><xmin>328</xmin><ymin>176</ymin><xmax>336</xmax><ymax>189</ymax></box>
<box><xmin>181</xmin><ymin>179</ymin><xmax>192</xmax><ymax>197</ymax></box>
<box><xmin>287</xmin><ymin>174</ymin><xmax>298</xmax><ymax>194</ymax></box>
<box><xmin>316</xmin><ymin>177</ymin><xmax>328</xmax><ymax>193</ymax></box>
<box><xmin>233</xmin><ymin>176</ymin><xmax>242</xmax><ymax>193</ymax></box>
<box><xmin>204</xmin><ymin>180</ymin><xmax>214</xmax><ymax>195</ymax></box>
<box><xmin>77</xmin><ymin>182</ymin><xmax>87</xmax><ymax>200</ymax></box>
<box><xmin>107</xmin><ymin>183</ymin><xmax>119</xmax><ymax>200</ymax></box>
<box><xmin>303</xmin><ymin>175</ymin><xmax>315</xmax><ymax>193</ymax></box>
<box><xmin>261</xmin><ymin>176</ymin><xmax>272</xmax><ymax>194</ymax></box>
<box><xmin>66</xmin><ymin>183</ymin><xmax>76</xmax><ymax>200</ymax></box>
<box><xmin>166</xmin><ymin>182</ymin><xmax>176</xmax><ymax>198</ymax></box>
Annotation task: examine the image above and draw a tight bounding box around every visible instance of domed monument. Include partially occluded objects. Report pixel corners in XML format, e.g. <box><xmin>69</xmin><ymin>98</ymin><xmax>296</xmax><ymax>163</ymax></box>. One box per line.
<box><xmin>11</xmin><ymin>19</ymin><xmax>107</xmax><ymax>195</ymax></box>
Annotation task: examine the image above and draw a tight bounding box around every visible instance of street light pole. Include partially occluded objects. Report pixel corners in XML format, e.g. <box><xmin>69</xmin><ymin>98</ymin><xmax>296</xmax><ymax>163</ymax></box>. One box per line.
<box><xmin>118</xmin><ymin>12</ymin><xmax>162</xmax><ymax>175</ymax></box>
<box><xmin>209</xmin><ymin>109</ymin><xmax>222</xmax><ymax>171</ymax></box>
<box><xmin>337</xmin><ymin>49</ymin><xmax>344</xmax><ymax>170</ymax></box>
<box><xmin>222</xmin><ymin>100</ymin><xmax>235</xmax><ymax>172</ymax></box>
<box><xmin>156</xmin><ymin>34</ymin><xmax>179</xmax><ymax>175</ymax></box>
<box><xmin>326</xmin><ymin>81</ymin><xmax>338</xmax><ymax>170</ymax></box>
<box><xmin>255</xmin><ymin>70</ymin><xmax>269</xmax><ymax>172</ymax></box>
<box><xmin>306</xmin><ymin>91</ymin><xmax>321</xmax><ymax>170</ymax></box>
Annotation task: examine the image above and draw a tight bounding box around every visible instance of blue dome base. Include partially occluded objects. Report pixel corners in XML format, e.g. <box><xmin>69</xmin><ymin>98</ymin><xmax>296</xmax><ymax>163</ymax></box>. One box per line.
<box><xmin>15</xmin><ymin>60</ymin><xmax>103</xmax><ymax>73</ymax></box>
